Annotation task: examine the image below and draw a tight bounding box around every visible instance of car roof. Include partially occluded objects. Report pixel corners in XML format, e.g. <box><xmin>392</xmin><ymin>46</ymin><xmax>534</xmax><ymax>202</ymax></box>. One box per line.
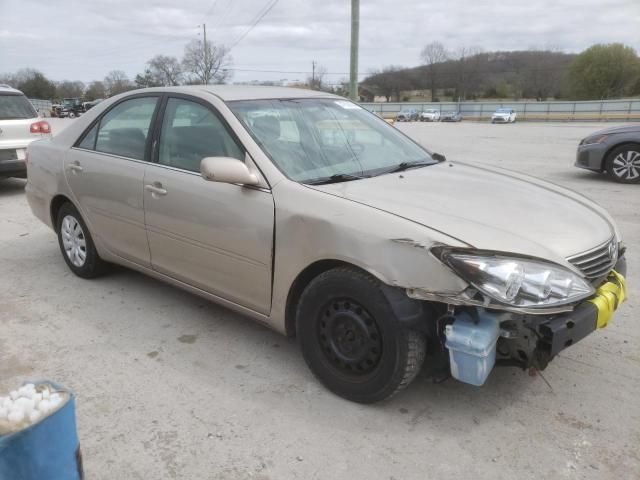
<box><xmin>139</xmin><ymin>85</ymin><xmax>341</xmax><ymax>101</ymax></box>
<box><xmin>0</xmin><ymin>84</ymin><xmax>24</xmax><ymax>96</ymax></box>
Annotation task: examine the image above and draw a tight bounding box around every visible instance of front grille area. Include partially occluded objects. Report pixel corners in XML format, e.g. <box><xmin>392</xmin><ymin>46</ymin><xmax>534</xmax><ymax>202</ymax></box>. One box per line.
<box><xmin>567</xmin><ymin>238</ymin><xmax>618</xmax><ymax>280</ymax></box>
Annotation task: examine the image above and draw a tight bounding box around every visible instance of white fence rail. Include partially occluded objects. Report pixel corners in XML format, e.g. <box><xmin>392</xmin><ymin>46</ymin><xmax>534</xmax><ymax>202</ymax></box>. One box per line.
<box><xmin>360</xmin><ymin>99</ymin><xmax>640</xmax><ymax>122</ymax></box>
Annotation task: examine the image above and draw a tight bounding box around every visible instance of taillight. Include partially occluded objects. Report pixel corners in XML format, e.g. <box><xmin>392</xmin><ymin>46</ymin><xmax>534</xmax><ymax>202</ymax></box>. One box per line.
<box><xmin>30</xmin><ymin>120</ymin><xmax>51</xmax><ymax>134</ymax></box>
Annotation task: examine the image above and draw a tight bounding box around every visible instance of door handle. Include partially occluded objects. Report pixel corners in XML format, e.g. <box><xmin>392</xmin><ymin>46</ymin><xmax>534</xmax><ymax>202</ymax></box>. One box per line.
<box><xmin>69</xmin><ymin>162</ymin><xmax>83</xmax><ymax>173</ymax></box>
<box><xmin>145</xmin><ymin>183</ymin><xmax>167</xmax><ymax>196</ymax></box>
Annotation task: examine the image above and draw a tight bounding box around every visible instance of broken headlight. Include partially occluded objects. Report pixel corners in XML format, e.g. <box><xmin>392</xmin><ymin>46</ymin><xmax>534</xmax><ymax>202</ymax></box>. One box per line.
<box><xmin>433</xmin><ymin>248</ymin><xmax>595</xmax><ymax>308</ymax></box>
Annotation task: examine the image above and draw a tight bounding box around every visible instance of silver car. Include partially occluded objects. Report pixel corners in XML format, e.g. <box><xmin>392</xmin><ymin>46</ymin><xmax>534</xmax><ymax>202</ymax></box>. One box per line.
<box><xmin>575</xmin><ymin>124</ymin><xmax>640</xmax><ymax>183</ymax></box>
<box><xmin>0</xmin><ymin>85</ymin><xmax>51</xmax><ymax>179</ymax></box>
<box><xmin>26</xmin><ymin>86</ymin><xmax>627</xmax><ymax>403</ymax></box>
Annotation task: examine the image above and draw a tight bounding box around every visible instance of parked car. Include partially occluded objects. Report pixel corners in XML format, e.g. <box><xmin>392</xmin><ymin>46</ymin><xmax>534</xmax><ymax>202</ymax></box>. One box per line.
<box><xmin>575</xmin><ymin>125</ymin><xmax>640</xmax><ymax>184</ymax></box>
<box><xmin>53</xmin><ymin>98</ymin><xmax>84</xmax><ymax>118</ymax></box>
<box><xmin>441</xmin><ymin>111</ymin><xmax>462</xmax><ymax>122</ymax></box>
<box><xmin>419</xmin><ymin>109</ymin><xmax>440</xmax><ymax>122</ymax></box>
<box><xmin>26</xmin><ymin>86</ymin><xmax>627</xmax><ymax>403</ymax></box>
<box><xmin>0</xmin><ymin>85</ymin><xmax>51</xmax><ymax>179</ymax></box>
<box><xmin>396</xmin><ymin>108</ymin><xmax>418</xmax><ymax>122</ymax></box>
<box><xmin>83</xmin><ymin>99</ymin><xmax>104</xmax><ymax>112</ymax></box>
<box><xmin>491</xmin><ymin>108</ymin><xmax>516</xmax><ymax>123</ymax></box>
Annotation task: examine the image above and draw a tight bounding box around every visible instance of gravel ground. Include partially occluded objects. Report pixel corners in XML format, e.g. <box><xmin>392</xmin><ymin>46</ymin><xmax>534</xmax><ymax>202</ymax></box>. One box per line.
<box><xmin>1</xmin><ymin>119</ymin><xmax>638</xmax><ymax>480</ymax></box>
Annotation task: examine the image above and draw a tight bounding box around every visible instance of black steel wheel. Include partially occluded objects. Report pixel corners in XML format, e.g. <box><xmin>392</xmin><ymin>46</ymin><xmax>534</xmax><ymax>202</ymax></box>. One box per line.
<box><xmin>297</xmin><ymin>267</ymin><xmax>426</xmax><ymax>403</ymax></box>
<box><xmin>317</xmin><ymin>298</ymin><xmax>383</xmax><ymax>377</ymax></box>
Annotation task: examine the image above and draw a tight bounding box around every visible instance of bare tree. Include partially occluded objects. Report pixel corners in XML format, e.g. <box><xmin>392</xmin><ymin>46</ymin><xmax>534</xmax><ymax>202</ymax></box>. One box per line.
<box><xmin>85</xmin><ymin>81</ymin><xmax>106</xmax><ymax>100</ymax></box>
<box><xmin>56</xmin><ymin>80</ymin><xmax>85</xmax><ymax>99</ymax></box>
<box><xmin>308</xmin><ymin>64</ymin><xmax>328</xmax><ymax>90</ymax></box>
<box><xmin>104</xmin><ymin>70</ymin><xmax>133</xmax><ymax>96</ymax></box>
<box><xmin>182</xmin><ymin>39</ymin><xmax>232</xmax><ymax>85</ymax></box>
<box><xmin>364</xmin><ymin>66</ymin><xmax>412</xmax><ymax>102</ymax></box>
<box><xmin>454</xmin><ymin>46</ymin><xmax>483</xmax><ymax>101</ymax></box>
<box><xmin>148</xmin><ymin>55</ymin><xmax>183</xmax><ymax>86</ymax></box>
<box><xmin>420</xmin><ymin>42</ymin><xmax>449</xmax><ymax>101</ymax></box>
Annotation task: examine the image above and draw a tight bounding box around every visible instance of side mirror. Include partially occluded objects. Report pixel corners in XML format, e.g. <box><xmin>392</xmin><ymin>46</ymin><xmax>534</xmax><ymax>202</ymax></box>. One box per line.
<box><xmin>200</xmin><ymin>157</ymin><xmax>259</xmax><ymax>186</ymax></box>
<box><xmin>432</xmin><ymin>152</ymin><xmax>446</xmax><ymax>162</ymax></box>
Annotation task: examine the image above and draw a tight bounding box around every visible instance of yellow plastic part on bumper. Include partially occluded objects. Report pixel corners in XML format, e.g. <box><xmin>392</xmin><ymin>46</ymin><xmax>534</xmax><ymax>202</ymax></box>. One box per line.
<box><xmin>587</xmin><ymin>270</ymin><xmax>627</xmax><ymax>329</ymax></box>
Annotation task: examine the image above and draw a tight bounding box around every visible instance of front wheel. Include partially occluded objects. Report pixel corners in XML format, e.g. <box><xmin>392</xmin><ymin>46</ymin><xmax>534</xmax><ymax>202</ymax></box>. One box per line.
<box><xmin>56</xmin><ymin>202</ymin><xmax>107</xmax><ymax>278</ymax></box>
<box><xmin>605</xmin><ymin>144</ymin><xmax>640</xmax><ymax>183</ymax></box>
<box><xmin>296</xmin><ymin>267</ymin><xmax>426</xmax><ymax>403</ymax></box>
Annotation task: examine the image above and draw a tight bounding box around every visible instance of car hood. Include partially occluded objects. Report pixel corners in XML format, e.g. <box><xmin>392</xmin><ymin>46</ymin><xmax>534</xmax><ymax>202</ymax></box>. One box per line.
<box><xmin>308</xmin><ymin>162</ymin><xmax>615</xmax><ymax>265</ymax></box>
<box><xmin>588</xmin><ymin>124</ymin><xmax>640</xmax><ymax>136</ymax></box>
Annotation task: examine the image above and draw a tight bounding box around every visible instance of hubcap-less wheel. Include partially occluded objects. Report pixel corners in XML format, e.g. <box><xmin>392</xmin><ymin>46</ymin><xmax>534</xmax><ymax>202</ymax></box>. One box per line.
<box><xmin>318</xmin><ymin>299</ymin><xmax>382</xmax><ymax>376</ymax></box>
<box><xmin>611</xmin><ymin>150</ymin><xmax>640</xmax><ymax>181</ymax></box>
<box><xmin>61</xmin><ymin>215</ymin><xmax>87</xmax><ymax>267</ymax></box>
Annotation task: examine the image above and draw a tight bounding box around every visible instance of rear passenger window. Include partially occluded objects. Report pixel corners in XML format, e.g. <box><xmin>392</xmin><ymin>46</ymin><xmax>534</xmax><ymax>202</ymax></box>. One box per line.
<box><xmin>94</xmin><ymin>97</ymin><xmax>158</xmax><ymax>160</ymax></box>
<box><xmin>78</xmin><ymin>124</ymin><xmax>98</xmax><ymax>150</ymax></box>
<box><xmin>158</xmin><ymin>98</ymin><xmax>244</xmax><ymax>172</ymax></box>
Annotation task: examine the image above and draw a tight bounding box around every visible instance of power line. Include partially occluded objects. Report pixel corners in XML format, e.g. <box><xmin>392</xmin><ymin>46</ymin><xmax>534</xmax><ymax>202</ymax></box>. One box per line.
<box><xmin>228</xmin><ymin>0</ymin><xmax>279</xmax><ymax>51</ymax></box>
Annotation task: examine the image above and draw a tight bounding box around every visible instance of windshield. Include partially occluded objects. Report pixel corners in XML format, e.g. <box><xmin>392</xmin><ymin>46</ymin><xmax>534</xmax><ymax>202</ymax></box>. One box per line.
<box><xmin>496</xmin><ymin>108</ymin><xmax>511</xmax><ymax>113</ymax></box>
<box><xmin>0</xmin><ymin>94</ymin><xmax>37</xmax><ymax>120</ymax></box>
<box><xmin>229</xmin><ymin>98</ymin><xmax>434</xmax><ymax>183</ymax></box>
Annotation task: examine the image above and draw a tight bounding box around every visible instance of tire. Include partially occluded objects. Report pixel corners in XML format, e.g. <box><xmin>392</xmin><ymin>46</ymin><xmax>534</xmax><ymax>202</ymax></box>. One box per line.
<box><xmin>296</xmin><ymin>267</ymin><xmax>426</xmax><ymax>403</ymax></box>
<box><xmin>56</xmin><ymin>202</ymin><xmax>107</xmax><ymax>278</ymax></box>
<box><xmin>68</xmin><ymin>112</ymin><xmax>76</xmax><ymax>119</ymax></box>
<box><xmin>605</xmin><ymin>144</ymin><xmax>640</xmax><ymax>184</ymax></box>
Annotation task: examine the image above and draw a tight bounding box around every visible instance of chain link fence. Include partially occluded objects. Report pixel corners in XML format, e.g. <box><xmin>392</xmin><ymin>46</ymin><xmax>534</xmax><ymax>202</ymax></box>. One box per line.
<box><xmin>361</xmin><ymin>99</ymin><xmax>640</xmax><ymax>122</ymax></box>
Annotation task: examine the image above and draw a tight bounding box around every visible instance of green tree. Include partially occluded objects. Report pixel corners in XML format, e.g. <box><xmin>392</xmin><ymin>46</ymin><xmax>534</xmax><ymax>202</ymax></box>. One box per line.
<box><xmin>55</xmin><ymin>80</ymin><xmax>85</xmax><ymax>99</ymax></box>
<box><xmin>567</xmin><ymin>43</ymin><xmax>640</xmax><ymax>99</ymax></box>
<box><xmin>85</xmin><ymin>81</ymin><xmax>106</xmax><ymax>101</ymax></box>
<box><xmin>10</xmin><ymin>69</ymin><xmax>56</xmax><ymax>99</ymax></box>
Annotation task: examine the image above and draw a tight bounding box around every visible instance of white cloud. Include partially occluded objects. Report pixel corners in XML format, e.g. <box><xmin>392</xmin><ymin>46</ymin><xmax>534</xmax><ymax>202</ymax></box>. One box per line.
<box><xmin>0</xmin><ymin>0</ymin><xmax>638</xmax><ymax>83</ymax></box>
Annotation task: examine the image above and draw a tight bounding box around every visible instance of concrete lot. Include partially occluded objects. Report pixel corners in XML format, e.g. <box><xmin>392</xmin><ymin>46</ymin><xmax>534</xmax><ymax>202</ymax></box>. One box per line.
<box><xmin>1</xmin><ymin>120</ymin><xmax>638</xmax><ymax>479</ymax></box>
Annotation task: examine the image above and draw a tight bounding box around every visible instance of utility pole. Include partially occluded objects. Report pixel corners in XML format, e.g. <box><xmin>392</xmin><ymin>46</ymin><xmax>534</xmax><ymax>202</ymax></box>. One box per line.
<box><xmin>312</xmin><ymin>60</ymin><xmax>316</xmax><ymax>89</ymax></box>
<box><xmin>203</xmin><ymin>23</ymin><xmax>209</xmax><ymax>85</ymax></box>
<box><xmin>349</xmin><ymin>0</ymin><xmax>359</xmax><ymax>101</ymax></box>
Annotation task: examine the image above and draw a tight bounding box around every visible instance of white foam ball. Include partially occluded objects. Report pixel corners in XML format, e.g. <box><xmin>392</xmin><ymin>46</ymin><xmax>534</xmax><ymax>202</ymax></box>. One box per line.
<box><xmin>8</xmin><ymin>409</ymin><xmax>25</xmax><ymax>423</ymax></box>
<box><xmin>19</xmin><ymin>384</ymin><xmax>36</xmax><ymax>397</ymax></box>
<box><xmin>41</xmin><ymin>389</ymin><xmax>50</xmax><ymax>400</ymax></box>
<box><xmin>49</xmin><ymin>394</ymin><xmax>62</xmax><ymax>409</ymax></box>
<box><xmin>29</xmin><ymin>410</ymin><xmax>42</xmax><ymax>423</ymax></box>
<box><xmin>9</xmin><ymin>391</ymin><xmax>19</xmax><ymax>401</ymax></box>
<box><xmin>22</xmin><ymin>398</ymin><xmax>35</xmax><ymax>415</ymax></box>
<box><xmin>0</xmin><ymin>406</ymin><xmax>7</xmax><ymax>419</ymax></box>
<box><xmin>33</xmin><ymin>393</ymin><xmax>43</xmax><ymax>407</ymax></box>
<box><xmin>1</xmin><ymin>397</ymin><xmax>11</xmax><ymax>409</ymax></box>
<box><xmin>38</xmin><ymin>399</ymin><xmax>51</xmax><ymax>414</ymax></box>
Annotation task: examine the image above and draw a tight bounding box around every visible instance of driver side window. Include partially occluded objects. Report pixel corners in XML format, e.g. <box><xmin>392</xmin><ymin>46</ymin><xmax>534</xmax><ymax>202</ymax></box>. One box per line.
<box><xmin>158</xmin><ymin>98</ymin><xmax>244</xmax><ymax>172</ymax></box>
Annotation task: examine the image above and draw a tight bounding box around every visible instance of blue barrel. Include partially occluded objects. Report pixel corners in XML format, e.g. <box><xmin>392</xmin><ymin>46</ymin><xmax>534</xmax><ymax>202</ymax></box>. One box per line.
<box><xmin>0</xmin><ymin>381</ymin><xmax>83</xmax><ymax>480</ymax></box>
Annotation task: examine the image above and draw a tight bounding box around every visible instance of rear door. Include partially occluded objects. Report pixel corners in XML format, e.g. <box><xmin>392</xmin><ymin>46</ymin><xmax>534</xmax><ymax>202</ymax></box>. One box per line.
<box><xmin>0</xmin><ymin>92</ymin><xmax>39</xmax><ymax>154</ymax></box>
<box><xmin>143</xmin><ymin>95</ymin><xmax>275</xmax><ymax>314</ymax></box>
<box><xmin>65</xmin><ymin>95</ymin><xmax>160</xmax><ymax>266</ymax></box>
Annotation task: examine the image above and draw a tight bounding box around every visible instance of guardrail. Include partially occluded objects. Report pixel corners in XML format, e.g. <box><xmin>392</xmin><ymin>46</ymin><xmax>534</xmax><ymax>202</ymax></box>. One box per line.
<box><xmin>360</xmin><ymin>99</ymin><xmax>640</xmax><ymax>122</ymax></box>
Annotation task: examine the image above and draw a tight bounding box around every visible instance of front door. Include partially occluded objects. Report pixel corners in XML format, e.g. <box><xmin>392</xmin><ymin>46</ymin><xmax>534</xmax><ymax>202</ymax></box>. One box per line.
<box><xmin>143</xmin><ymin>96</ymin><xmax>274</xmax><ymax>314</ymax></box>
<box><xmin>65</xmin><ymin>95</ymin><xmax>159</xmax><ymax>266</ymax></box>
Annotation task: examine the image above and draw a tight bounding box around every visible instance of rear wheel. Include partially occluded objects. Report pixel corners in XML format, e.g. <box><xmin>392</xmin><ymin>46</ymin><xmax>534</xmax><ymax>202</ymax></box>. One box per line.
<box><xmin>56</xmin><ymin>202</ymin><xmax>107</xmax><ymax>278</ymax></box>
<box><xmin>605</xmin><ymin>144</ymin><xmax>640</xmax><ymax>184</ymax></box>
<box><xmin>296</xmin><ymin>267</ymin><xmax>426</xmax><ymax>403</ymax></box>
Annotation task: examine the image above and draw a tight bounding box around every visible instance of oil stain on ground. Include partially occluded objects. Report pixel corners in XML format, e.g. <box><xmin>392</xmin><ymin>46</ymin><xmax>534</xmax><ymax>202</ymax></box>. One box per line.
<box><xmin>178</xmin><ymin>334</ymin><xmax>197</xmax><ymax>344</ymax></box>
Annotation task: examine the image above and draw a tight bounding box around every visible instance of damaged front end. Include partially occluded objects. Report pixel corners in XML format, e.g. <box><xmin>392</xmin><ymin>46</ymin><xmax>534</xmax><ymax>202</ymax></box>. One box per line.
<box><xmin>406</xmin><ymin>249</ymin><xmax>628</xmax><ymax>386</ymax></box>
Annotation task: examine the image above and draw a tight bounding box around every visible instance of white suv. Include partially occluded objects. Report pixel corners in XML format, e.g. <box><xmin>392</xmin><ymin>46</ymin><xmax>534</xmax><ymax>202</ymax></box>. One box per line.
<box><xmin>0</xmin><ymin>85</ymin><xmax>51</xmax><ymax>179</ymax></box>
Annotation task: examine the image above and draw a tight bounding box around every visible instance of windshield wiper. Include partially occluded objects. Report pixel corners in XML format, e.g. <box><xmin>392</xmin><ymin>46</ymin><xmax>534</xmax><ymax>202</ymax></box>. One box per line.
<box><xmin>380</xmin><ymin>160</ymin><xmax>436</xmax><ymax>175</ymax></box>
<box><xmin>305</xmin><ymin>173</ymin><xmax>367</xmax><ymax>185</ymax></box>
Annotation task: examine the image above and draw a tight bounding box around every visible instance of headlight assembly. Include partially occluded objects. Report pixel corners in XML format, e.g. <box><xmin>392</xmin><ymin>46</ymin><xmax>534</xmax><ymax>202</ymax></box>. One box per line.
<box><xmin>581</xmin><ymin>134</ymin><xmax>608</xmax><ymax>145</ymax></box>
<box><xmin>432</xmin><ymin>248</ymin><xmax>595</xmax><ymax>308</ymax></box>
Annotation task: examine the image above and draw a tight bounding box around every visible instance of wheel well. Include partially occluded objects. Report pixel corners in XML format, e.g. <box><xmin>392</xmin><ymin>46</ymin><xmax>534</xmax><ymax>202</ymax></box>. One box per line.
<box><xmin>602</xmin><ymin>142</ymin><xmax>640</xmax><ymax>171</ymax></box>
<box><xmin>50</xmin><ymin>195</ymin><xmax>73</xmax><ymax>231</ymax></box>
<box><xmin>285</xmin><ymin>259</ymin><xmax>355</xmax><ymax>338</ymax></box>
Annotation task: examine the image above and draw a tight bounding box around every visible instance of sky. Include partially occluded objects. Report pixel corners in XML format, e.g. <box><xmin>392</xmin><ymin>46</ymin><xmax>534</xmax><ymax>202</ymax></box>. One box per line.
<box><xmin>1</xmin><ymin>0</ymin><xmax>639</xmax><ymax>85</ymax></box>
